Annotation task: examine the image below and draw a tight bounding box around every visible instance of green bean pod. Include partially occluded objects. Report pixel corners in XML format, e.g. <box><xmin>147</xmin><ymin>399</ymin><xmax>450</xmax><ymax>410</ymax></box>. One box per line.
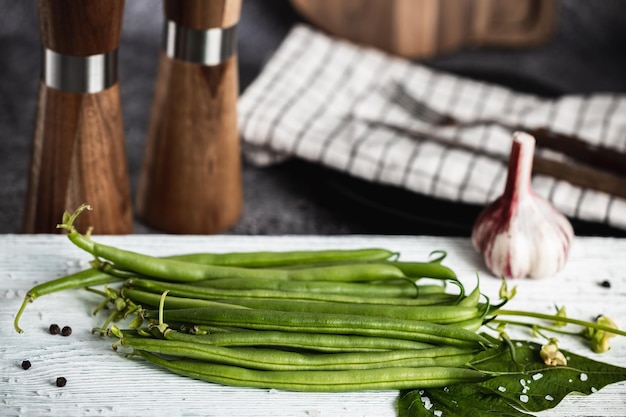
<box><xmin>199</xmin><ymin>298</ymin><xmax>480</xmax><ymax>324</ymax></box>
<box><xmin>65</xmin><ymin>227</ymin><xmax>460</xmax><ymax>285</ymax></box>
<box><xmin>176</xmin><ymin>248</ymin><xmax>398</xmax><ymax>267</ymax></box>
<box><xmin>120</xmin><ymin>336</ymin><xmax>476</xmax><ymax>371</ymax></box>
<box><xmin>448</xmin><ymin>317</ymin><xmax>485</xmax><ymax>332</ymax></box>
<box><xmin>145</xmin><ymin>307</ymin><xmax>491</xmax><ymax>348</ymax></box>
<box><xmin>456</xmin><ymin>284</ymin><xmax>482</xmax><ymax>308</ymax></box>
<box><xmin>387</xmin><ymin>261</ymin><xmax>457</xmax><ymax>280</ymax></box>
<box><xmin>13</xmin><ymin>269</ymin><xmax>122</xmax><ymax>333</ymax></box>
<box><xmin>102</xmin><ymin>249</ymin><xmax>399</xmax><ymax>277</ymax></box>
<box><xmin>137</xmin><ymin>350</ymin><xmax>489</xmax><ymax>391</ymax></box>
<box><xmin>123</xmin><ymin>287</ymin><xmax>475</xmax><ymax>323</ymax></box>
<box><xmin>192</xmin><ymin>276</ymin><xmax>441</xmax><ymax>298</ymax></box>
<box><xmin>126</xmin><ymin>278</ymin><xmax>458</xmax><ymax>307</ymax></box>
<box><xmin>66</xmin><ymin>230</ymin><xmax>408</xmax><ymax>283</ymax></box>
<box><xmin>162</xmin><ymin>328</ymin><xmax>436</xmax><ymax>352</ymax></box>
<box><xmin>17</xmin><ymin>246</ymin><xmax>395</xmax><ymax>333</ymax></box>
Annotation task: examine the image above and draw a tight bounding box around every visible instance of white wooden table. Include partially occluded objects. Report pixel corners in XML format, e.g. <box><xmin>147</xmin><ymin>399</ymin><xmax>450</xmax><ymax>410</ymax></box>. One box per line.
<box><xmin>1</xmin><ymin>234</ymin><xmax>625</xmax><ymax>417</ymax></box>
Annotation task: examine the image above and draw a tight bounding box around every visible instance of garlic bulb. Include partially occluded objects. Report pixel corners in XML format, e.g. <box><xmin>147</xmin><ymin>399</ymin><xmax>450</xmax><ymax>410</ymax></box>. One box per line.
<box><xmin>471</xmin><ymin>131</ymin><xmax>574</xmax><ymax>279</ymax></box>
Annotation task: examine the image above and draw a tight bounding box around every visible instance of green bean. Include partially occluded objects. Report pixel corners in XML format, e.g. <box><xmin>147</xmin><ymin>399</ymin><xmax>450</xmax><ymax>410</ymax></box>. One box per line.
<box><xmin>126</xmin><ymin>278</ymin><xmax>459</xmax><ymax>307</ymax></box>
<box><xmin>198</xmin><ymin>298</ymin><xmax>480</xmax><ymax>324</ymax></box>
<box><xmin>145</xmin><ymin>308</ymin><xmax>491</xmax><ymax>348</ymax></box>
<box><xmin>276</xmin><ymin>260</ymin><xmax>458</xmax><ymax>282</ymax></box>
<box><xmin>117</xmin><ymin>260</ymin><xmax>409</xmax><ymax>283</ymax></box>
<box><xmin>192</xmin><ymin>276</ymin><xmax>441</xmax><ymax>299</ymax></box>
<box><xmin>447</xmin><ymin>317</ymin><xmax>484</xmax><ymax>332</ymax></box>
<box><xmin>59</xmin><ymin>212</ymin><xmax>457</xmax><ymax>284</ymax></box>
<box><xmin>387</xmin><ymin>261</ymin><xmax>457</xmax><ymax>280</ymax></box>
<box><xmin>136</xmin><ymin>350</ymin><xmax>488</xmax><ymax>391</ymax></box>
<box><xmin>101</xmin><ymin>250</ymin><xmax>399</xmax><ymax>278</ymax></box>
<box><xmin>120</xmin><ymin>336</ymin><xmax>476</xmax><ymax>371</ymax></box>
<box><xmin>457</xmin><ymin>284</ymin><xmax>482</xmax><ymax>308</ymax></box>
<box><xmin>13</xmin><ymin>269</ymin><xmax>122</xmax><ymax>333</ymax></box>
<box><xmin>62</xmin><ymin>222</ymin><xmax>408</xmax><ymax>283</ymax></box>
<box><xmin>176</xmin><ymin>248</ymin><xmax>398</xmax><ymax>267</ymax></box>
<box><xmin>17</xmin><ymin>245</ymin><xmax>394</xmax><ymax>333</ymax></box>
<box><xmin>161</xmin><ymin>328</ymin><xmax>436</xmax><ymax>352</ymax></box>
<box><xmin>124</xmin><ymin>286</ymin><xmax>474</xmax><ymax>324</ymax></box>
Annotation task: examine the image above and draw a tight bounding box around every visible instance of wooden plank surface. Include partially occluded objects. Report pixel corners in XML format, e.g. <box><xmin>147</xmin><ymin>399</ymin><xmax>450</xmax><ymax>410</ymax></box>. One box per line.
<box><xmin>1</xmin><ymin>234</ymin><xmax>625</xmax><ymax>416</ymax></box>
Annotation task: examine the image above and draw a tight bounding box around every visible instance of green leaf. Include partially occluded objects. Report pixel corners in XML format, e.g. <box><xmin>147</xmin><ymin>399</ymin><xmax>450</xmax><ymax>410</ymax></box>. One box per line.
<box><xmin>471</xmin><ymin>340</ymin><xmax>626</xmax><ymax>412</ymax></box>
<box><xmin>398</xmin><ymin>385</ymin><xmax>533</xmax><ymax>417</ymax></box>
<box><xmin>397</xmin><ymin>340</ymin><xmax>626</xmax><ymax>417</ymax></box>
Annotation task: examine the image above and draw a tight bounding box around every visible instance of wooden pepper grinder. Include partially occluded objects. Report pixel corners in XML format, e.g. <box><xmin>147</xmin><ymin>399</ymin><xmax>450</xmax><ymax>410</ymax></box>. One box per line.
<box><xmin>136</xmin><ymin>0</ymin><xmax>243</xmax><ymax>234</ymax></box>
<box><xmin>22</xmin><ymin>0</ymin><xmax>133</xmax><ymax>234</ymax></box>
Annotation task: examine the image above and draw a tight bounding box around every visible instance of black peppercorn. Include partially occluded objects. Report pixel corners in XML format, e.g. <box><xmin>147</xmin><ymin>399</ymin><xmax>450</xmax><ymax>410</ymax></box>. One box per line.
<box><xmin>49</xmin><ymin>324</ymin><xmax>61</xmax><ymax>335</ymax></box>
<box><xmin>61</xmin><ymin>326</ymin><xmax>72</xmax><ymax>337</ymax></box>
<box><xmin>21</xmin><ymin>360</ymin><xmax>31</xmax><ymax>370</ymax></box>
<box><xmin>56</xmin><ymin>377</ymin><xmax>67</xmax><ymax>387</ymax></box>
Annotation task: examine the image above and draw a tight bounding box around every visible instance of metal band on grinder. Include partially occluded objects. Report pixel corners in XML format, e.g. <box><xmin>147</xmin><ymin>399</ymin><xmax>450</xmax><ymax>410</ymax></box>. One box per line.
<box><xmin>164</xmin><ymin>21</ymin><xmax>238</xmax><ymax>66</ymax></box>
<box><xmin>43</xmin><ymin>49</ymin><xmax>118</xmax><ymax>93</ymax></box>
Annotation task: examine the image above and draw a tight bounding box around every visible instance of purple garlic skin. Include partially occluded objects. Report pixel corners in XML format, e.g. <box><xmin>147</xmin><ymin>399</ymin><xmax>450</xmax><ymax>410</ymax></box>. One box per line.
<box><xmin>471</xmin><ymin>132</ymin><xmax>574</xmax><ymax>279</ymax></box>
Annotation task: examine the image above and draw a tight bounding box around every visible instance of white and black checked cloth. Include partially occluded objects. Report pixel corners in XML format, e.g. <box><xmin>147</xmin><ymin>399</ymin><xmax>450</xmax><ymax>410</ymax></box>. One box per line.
<box><xmin>239</xmin><ymin>25</ymin><xmax>626</xmax><ymax>231</ymax></box>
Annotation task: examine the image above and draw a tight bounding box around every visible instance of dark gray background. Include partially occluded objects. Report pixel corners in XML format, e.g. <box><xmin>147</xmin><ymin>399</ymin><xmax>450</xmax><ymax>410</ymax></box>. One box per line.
<box><xmin>1</xmin><ymin>0</ymin><xmax>625</xmax><ymax>235</ymax></box>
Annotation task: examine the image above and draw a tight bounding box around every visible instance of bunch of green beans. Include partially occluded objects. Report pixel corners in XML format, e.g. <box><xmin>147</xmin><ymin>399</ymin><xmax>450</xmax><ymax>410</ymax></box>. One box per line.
<box><xmin>15</xmin><ymin>204</ymin><xmax>495</xmax><ymax>392</ymax></box>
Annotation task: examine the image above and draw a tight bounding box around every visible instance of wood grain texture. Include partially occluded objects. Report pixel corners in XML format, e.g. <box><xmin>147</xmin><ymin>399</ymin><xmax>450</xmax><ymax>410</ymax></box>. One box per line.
<box><xmin>164</xmin><ymin>0</ymin><xmax>242</xmax><ymax>29</ymax></box>
<box><xmin>22</xmin><ymin>83</ymin><xmax>133</xmax><ymax>234</ymax></box>
<box><xmin>290</xmin><ymin>0</ymin><xmax>558</xmax><ymax>58</ymax></box>
<box><xmin>437</xmin><ymin>0</ymin><xmax>474</xmax><ymax>53</ymax></box>
<box><xmin>393</xmin><ymin>0</ymin><xmax>440</xmax><ymax>57</ymax></box>
<box><xmin>1</xmin><ymin>234</ymin><xmax>625</xmax><ymax>416</ymax></box>
<box><xmin>37</xmin><ymin>0</ymin><xmax>125</xmax><ymax>55</ymax></box>
<box><xmin>290</xmin><ymin>0</ymin><xmax>395</xmax><ymax>53</ymax></box>
<box><xmin>136</xmin><ymin>53</ymin><xmax>242</xmax><ymax>234</ymax></box>
<box><xmin>472</xmin><ymin>0</ymin><xmax>559</xmax><ymax>46</ymax></box>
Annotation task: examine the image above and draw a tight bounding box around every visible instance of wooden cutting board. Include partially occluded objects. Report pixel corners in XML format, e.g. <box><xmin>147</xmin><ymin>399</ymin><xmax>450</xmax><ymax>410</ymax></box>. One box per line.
<box><xmin>290</xmin><ymin>0</ymin><xmax>559</xmax><ymax>58</ymax></box>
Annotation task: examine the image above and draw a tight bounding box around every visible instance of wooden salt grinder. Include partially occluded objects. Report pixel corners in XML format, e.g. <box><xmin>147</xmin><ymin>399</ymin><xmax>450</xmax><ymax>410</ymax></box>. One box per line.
<box><xmin>22</xmin><ymin>0</ymin><xmax>132</xmax><ymax>234</ymax></box>
<box><xmin>136</xmin><ymin>0</ymin><xmax>243</xmax><ymax>234</ymax></box>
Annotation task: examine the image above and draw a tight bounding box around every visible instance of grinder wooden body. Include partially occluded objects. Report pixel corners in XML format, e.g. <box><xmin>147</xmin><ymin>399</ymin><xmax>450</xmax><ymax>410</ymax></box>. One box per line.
<box><xmin>136</xmin><ymin>0</ymin><xmax>243</xmax><ymax>234</ymax></box>
<box><xmin>23</xmin><ymin>0</ymin><xmax>132</xmax><ymax>234</ymax></box>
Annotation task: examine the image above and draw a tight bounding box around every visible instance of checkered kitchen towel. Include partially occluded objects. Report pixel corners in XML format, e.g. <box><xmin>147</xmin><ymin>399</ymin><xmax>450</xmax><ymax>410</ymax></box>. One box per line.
<box><xmin>238</xmin><ymin>25</ymin><xmax>626</xmax><ymax>231</ymax></box>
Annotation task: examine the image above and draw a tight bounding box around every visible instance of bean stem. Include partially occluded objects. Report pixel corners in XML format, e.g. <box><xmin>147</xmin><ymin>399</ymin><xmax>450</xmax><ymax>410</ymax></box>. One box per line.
<box><xmin>492</xmin><ymin>309</ymin><xmax>626</xmax><ymax>338</ymax></box>
<box><xmin>488</xmin><ymin>319</ymin><xmax>583</xmax><ymax>337</ymax></box>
